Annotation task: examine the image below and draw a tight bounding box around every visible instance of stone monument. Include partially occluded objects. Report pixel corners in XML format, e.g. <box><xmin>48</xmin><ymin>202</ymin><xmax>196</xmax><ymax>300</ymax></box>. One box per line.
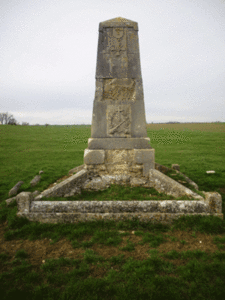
<box><xmin>7</xmin><ymin>17</ymin><xmax>223</xmax><ymax>225</ymax></box>
<box><xmin>84</xmin><ymin>17</ymin><xmax>155</xmax><ymax>185</ymax></box>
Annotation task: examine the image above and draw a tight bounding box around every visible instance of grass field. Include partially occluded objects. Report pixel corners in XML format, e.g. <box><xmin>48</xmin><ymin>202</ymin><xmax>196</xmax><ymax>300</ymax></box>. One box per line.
<box><xmin>0</xmin><ymin>123</ymin><xmax>225</xmax><ymax>300</ymax></box>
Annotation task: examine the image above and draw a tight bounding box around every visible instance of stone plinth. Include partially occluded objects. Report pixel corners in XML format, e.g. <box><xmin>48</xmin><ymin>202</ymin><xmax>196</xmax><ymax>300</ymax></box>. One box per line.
<box><xmin>84</xmin><ymin>148</ymin><xmax>155</xmax><ymax>178</ymax></box>
<box><xmin>84</xmin><ymin>17</ymin><xmax>155</xmax><ymax>178</ymax></box>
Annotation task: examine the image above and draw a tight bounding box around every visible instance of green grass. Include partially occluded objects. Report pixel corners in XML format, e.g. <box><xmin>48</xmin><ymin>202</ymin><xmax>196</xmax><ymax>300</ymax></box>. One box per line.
<box><xmin>41</xmin><ymin>181</ymin><xmax>199</xmax><ymax>201</ymax></box>
<box><xmin>0</xmin><ymin>123</ymin><xmax>225</xmax><ymax>300</ymax></box>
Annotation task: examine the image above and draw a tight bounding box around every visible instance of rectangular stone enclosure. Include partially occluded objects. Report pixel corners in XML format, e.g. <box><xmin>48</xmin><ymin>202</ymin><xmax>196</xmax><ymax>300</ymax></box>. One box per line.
<box><xmin>84</xmin><ymin>17</ymin><xmax>155</xmax><ymax>178</ymax></box>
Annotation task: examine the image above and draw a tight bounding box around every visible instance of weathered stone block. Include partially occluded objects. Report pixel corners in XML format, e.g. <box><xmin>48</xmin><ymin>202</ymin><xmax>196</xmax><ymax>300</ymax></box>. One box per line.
<box><xmin>16</xmin><ymin>192</ymin><xmax>33</xmax><ymax>213</ymax></box>
<box><xmin>134</xmin><ymin>149</ymin><xmax>155</xmax><ymax>164</ymax></box>
<box><xmin>84</xmin><ymin>149</ymin><xmax>105</xmax><ymax>165</ymax></box>
<box><xmin>149</xmin><ymin>169</ymin><xmax>203</xmax><ymax>200</ymax></box>
<box><xmin>9</xmin><ymin>181</ymin><xmax>24</xmax><ymax>197</ymax></box>
<box><xmin>34</xmin><ymin>169</ymin><xmax>88</xmax><ymax>200</ymax></box>
<box><xmin>30</xmin><ymin>175</ymin><xmax>41</xmax><ymax>187</ymax></box>
<box><xmin>133</xmin><ymin>149</ymin><xmax>155</xmax><ymax>177</ymax></box>
<box><xmin>203</xmin><ymin>192</ymin><xmax>222</xmax><ymax>214</ymax></box>
<box><xmin>143</xmin><ymin>162</ymin><xmax>151</xmax><ymax>177</ymax></box>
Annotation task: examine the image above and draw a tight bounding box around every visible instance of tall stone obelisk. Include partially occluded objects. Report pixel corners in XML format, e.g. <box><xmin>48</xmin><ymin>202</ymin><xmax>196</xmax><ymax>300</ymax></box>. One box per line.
<box><xmin>84</xmin><ymin>17</ymin><xmax>155</xmax><ymax>179</ymax></box>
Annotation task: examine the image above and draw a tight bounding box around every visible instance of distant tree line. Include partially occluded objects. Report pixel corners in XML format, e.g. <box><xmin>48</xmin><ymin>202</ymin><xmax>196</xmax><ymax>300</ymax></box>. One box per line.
<box><xmin>0</xmin><ymin>112</ymin><xmax>18</xmax><ymax>125</ymax></box>
<box><xmin>0</xmin><ymin>112</ymin><xmax>50</xmax><ymax>126</ymax></box>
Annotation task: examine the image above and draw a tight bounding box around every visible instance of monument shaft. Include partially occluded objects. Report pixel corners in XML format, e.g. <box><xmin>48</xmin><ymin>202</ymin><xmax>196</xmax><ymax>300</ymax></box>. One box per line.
<box><xmin>92</xmin><ymin>17</ymin><xmax>148</xmax><ymax>140</ymax></box>
<box><xmin>84</xmin><ymin>17</ymin><xmax>155</xmax><ymax>178</ymax></box>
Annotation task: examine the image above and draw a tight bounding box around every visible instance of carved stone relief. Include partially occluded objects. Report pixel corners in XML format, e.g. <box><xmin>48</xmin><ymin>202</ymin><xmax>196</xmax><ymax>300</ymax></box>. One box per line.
<box><xmin>106</xmin><ymin>27</ymin><xmax>127</xmax><ymax>53</ymax></box>
<box><xmin>102</xmin><ymin>27</ymin><xmax>128</xmax><ymax>74</ymax></box>
<box><xmin>107</xmin><ymin>105</ymin><xmax>131</xmax><ymax>137</ymax></box>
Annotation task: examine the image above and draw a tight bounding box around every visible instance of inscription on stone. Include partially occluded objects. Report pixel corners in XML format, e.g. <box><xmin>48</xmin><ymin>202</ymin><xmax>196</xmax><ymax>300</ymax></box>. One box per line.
<box><xmin>103</xmin><ymin>78</ymin><xmax>135</xmax><ymax>102</ymax></box>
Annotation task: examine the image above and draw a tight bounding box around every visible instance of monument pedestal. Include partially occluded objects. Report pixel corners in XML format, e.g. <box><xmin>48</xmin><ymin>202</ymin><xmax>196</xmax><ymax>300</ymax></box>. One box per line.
<box><xmin>84</xmin><ymin>138</ymin><xmax>155</xmax><ymax>178</ymax></box>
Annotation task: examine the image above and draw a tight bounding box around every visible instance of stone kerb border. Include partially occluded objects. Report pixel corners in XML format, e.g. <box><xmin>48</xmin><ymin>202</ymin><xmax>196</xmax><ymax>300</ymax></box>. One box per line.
<box><xmin>6</xmin><ymin>166</ymin><xmax>223</xmax><ymax>226</ymax></box>
<box><xmin>14</xmin><ymin>191</ymin><xmax>223</xmax><ymax>226</ymax></box>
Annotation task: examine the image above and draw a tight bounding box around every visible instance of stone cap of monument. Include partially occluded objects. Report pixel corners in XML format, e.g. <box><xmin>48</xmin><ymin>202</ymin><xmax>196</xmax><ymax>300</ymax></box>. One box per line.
<box><xmin>99</xmin><ymin>17</ymin><xmax>138</xmax><ymax>31</ymax></box>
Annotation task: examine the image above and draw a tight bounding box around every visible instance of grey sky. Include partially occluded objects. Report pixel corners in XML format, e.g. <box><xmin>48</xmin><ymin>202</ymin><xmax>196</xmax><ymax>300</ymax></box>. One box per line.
<box><xmin>1</xmin><ymin>0</ymin><xmax>225</xmax><ymax>125</ymax></box>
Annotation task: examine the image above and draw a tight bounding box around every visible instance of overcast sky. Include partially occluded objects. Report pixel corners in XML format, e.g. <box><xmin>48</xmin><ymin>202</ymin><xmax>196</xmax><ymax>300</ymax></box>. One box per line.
<box><xmin>1</xmin><ymin>0</ymin><xmax>225</xmax><ymax>125</ymax></box>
